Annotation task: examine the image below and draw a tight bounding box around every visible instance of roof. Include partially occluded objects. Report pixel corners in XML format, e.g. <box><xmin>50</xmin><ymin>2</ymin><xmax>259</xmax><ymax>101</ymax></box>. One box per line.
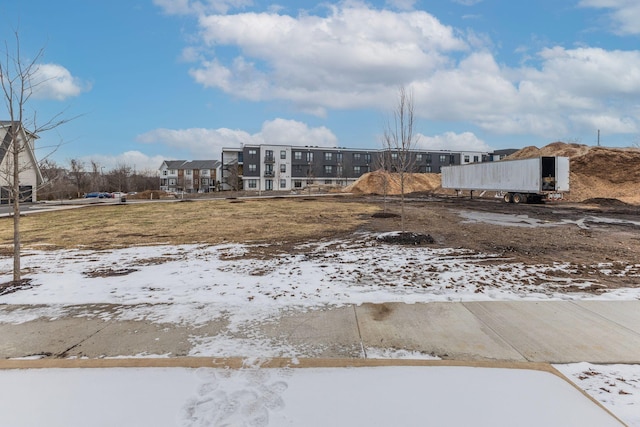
<box><xmin>160</xmin><ymin>160</ymin><xmax>221</xmax><ymax>170</ymax></box>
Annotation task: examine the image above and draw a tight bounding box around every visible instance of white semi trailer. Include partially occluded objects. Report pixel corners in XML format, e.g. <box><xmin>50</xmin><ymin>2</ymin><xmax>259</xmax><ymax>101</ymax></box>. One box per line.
<box><xmin>441</xmin><ymin>156</ymin><xmax>570</xmax><ymax>203</ymax></box>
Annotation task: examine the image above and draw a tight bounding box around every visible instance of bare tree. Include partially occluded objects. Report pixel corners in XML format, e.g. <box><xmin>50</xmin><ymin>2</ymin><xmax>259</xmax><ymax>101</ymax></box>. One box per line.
<box><xmin>372</xmin><ymin>149</ymin><xmax>392</xmax><ymax>212</ymax></box>
<box><xmin>89</xmin><ymin>160</ymin><xmax>102</xmax><ymax>191</ymax></box>
<box><xmin>38</xmin><ymin>158</ymin><xmax>75</xmax><ymax>201</ymax></box>
<box><xmin>68</xmin><ymin>158</ymin><xmax>88</xmax><ymax>197</ymax></box>
<box><xmin>1</xmin><ymin>31</ymin><xmax>69</xmax><ymax>283</ymax></box>
<box><xmin>381</xmin><ymin>86</ymin><xmax>419</xmax><ymax>232</ymax></box>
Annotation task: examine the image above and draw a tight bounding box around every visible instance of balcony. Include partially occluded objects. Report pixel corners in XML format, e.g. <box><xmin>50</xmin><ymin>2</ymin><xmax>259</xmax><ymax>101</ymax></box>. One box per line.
<box><xmin>264</xmin><ymin>170</ymin><xmax>275</xmax><ymax>177</ymax></box>
<box><xmin>264</xmin><ymin>155</ymin><xmax>275</xmax><ymax>163</ymax></box>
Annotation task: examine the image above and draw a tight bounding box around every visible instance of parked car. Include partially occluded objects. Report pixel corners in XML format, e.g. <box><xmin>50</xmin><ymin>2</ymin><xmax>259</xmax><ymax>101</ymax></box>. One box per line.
<box><xmin>84</xmin><ymin>192</ymin><xmax>111</xmax><ymax>199</ymax></box>
<box><xmin>112</xmin><ymin>192</ymin><xmax>127</xmax><ymax>202</ymax></box>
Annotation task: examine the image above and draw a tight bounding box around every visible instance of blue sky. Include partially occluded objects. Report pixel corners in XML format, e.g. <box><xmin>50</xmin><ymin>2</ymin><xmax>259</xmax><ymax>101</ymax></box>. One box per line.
<box><xmin>2</xmin><ymin>0</ymin><xmax>639</xmax><ymax>172</ymax></box>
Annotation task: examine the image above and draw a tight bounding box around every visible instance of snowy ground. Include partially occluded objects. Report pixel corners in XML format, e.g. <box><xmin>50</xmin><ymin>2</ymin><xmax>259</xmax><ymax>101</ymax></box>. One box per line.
<box><xmin>1</xmin><ymin>234</ymin><xmax>639</xmax><ymax>425</ymax></box>
<box><xmin>0</xmin><ymin>364</ymin><xmax>628</xmax><ymax>426</ymax></box>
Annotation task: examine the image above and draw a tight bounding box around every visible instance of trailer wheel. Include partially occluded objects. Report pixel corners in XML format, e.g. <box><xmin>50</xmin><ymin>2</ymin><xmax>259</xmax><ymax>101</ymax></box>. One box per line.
<box><xmin>503</xmin><ymin>192</ymin><xmax>513</xmax><ymax>203</ymax></box>
<box><xmin>512</xmin><ymin>193</ymin><xmax>524</xmax><ymax>204</ymax></box>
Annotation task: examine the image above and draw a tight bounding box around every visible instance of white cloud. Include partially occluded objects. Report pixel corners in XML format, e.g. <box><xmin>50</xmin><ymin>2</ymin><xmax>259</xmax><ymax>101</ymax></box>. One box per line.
<box><xmin>416</xmin><ymin>131</ymin><xmax>492</xmax><ymax>152</ymax></box>
<box><xmin>32</xmin><ymin>63</ymin><xmax>89</xmax><ymax>101</ymax></box>
<box><xmin>579</xmin><ymin>0</ymin><xmax>640</xmax><ymax>35</ymax></box>
<box><xmin>79</xmin><ymin>151</ymin><xmax>166</xmax><ymax>174</ymax></box>
<box><xmin>136</xmin><ymin>118</ymin><xmax>338</xmax><ymax>159</ymax></box>
<box><xmin>162</xmin><ymin>2</ymin><xmax>640</xmax><ymax>140</ymax></box>
<box><xmin>190</xmin><ymin>4</ymin><xmax>467</xmax><ymax>111</ymax></box>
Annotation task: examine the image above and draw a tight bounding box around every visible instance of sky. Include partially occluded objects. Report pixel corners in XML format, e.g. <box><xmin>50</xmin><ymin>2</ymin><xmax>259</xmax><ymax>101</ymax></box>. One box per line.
<box><xmin>2</xmin><ymin>0</ymin><xmax>640</xmax><ymax>172</ymax></box>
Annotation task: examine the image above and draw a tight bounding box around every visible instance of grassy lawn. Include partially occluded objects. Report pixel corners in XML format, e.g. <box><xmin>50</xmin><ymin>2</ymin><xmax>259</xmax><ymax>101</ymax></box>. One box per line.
<box><xmin>0</xmin><ymin>197</ymin><xmax>380</xmax><ymax>251</ymax></box>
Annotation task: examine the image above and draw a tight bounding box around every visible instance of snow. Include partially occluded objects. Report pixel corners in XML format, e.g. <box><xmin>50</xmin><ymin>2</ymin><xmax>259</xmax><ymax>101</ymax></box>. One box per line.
<box><xmin>1</xmin><ymin>236</ymin><xmax>639</xmax><ymax>425</ymax></box>
<box><xmin>0</xmin><ymin>366</ymin><xmax>626</xmax><ymax>426</ymax></box>
<box><xmin>556</xmin><ymin>363</ymin><xmax>640</xmax><ymax>427</ymax></box>
<box><xmin>1</xmin><ymin>237</ymin><xmax>638</xmax><ymax>329</ymax></box>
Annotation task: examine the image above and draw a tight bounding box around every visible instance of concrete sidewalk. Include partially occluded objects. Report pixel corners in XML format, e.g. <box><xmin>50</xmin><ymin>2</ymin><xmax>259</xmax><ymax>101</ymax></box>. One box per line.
<box><xmin>1</xmin><ymin>301</ymin><xmax>639</xmax><ymax>363</ymax></box>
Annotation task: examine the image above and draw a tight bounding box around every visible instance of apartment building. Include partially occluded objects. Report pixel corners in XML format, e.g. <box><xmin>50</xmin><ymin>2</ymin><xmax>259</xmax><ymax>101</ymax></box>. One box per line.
<box><xmin>159</xmin><ymin>160</ymin><xmax>221</xmax><ymax>193</ymax></box>
<box><xmin>221</xmin><ymin>144</ymin><xmax>490</xmax><ymax>191</ymax></box>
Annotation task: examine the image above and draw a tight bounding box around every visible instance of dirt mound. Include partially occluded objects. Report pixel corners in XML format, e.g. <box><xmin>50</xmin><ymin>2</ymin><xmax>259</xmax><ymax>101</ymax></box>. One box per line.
<box><xmin>377</xmin><ymin>232</ymin><xmax>435</xmax><ymax>245</ymax></box>
<box><xmin>507</xmin><ymin>142</ymin><xmax>640</xmax><ymax>205</ymax></box>
<box><xmin>345</xmin><ymin>170</ymin><xmax>441</xmax><ymax>195</ymax></box>
<box><xmin>346</xmin><ymin>143</ymin><xmax>640</xmax><ymax>205</ymax></box>
<box><xmin>506</xmin><ymin>142</ymin><xmax>593</xmax><ymax>160</ymax></box>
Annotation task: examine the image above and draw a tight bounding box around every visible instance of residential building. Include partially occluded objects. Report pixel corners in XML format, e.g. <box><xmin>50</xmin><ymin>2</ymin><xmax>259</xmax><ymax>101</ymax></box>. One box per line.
<box><xmin>221</xmin><ymin>144</ymin><xmax>490</xmax><ymax>191</ymax></box>
<box><xmin>159</xmin><ymin>160</ymin><xmax>221</xmax><ymax>193</ymax></box>
<box><xmin>0</xmin><ymin>121</ymin><xmax>43</xmax><ymax>203</ymax></box>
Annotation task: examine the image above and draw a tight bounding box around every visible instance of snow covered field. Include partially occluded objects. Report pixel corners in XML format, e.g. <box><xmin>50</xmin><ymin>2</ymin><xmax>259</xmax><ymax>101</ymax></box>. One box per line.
<box><xmin>1</xmin><ymin>235</ymin><xmax>639</xmax><ymax>425</ymax></box>
<box><xmin>0</xmin><ymin>364</ymin><xmax>629</xmax><ymax>426</ymax></box>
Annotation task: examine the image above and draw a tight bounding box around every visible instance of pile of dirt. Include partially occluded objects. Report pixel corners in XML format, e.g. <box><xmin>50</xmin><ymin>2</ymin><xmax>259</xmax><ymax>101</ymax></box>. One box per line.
<box><xmin>507</xmin><ymin>142</ymin><xmax>640</xmax><ymax>205</ymax></box>
<box><xmin>346</xmin><ymin>142</ymin><xmax>640</xmax><ymax>205</ymax></box>
<box><xmin>344</xmin><ymin>170</ymin><xmax>441</xmax><ymax>195</ymax></box>
<box><xmin>506</xmin><ymin>141</ymin><xmax>592</xmax><ymax>160</ymax></box>
<box><xmin>377</xmin><ymin>232</ymin><xmax>435</xmax><ymax>246</ymax></box>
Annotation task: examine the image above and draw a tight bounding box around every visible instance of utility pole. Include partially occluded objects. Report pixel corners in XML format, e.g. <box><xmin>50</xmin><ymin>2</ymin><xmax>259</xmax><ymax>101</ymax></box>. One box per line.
<box><xmin>597</xmin><ymin>129</ymin><xmax>600</xmax><ymax>146</ymax></box>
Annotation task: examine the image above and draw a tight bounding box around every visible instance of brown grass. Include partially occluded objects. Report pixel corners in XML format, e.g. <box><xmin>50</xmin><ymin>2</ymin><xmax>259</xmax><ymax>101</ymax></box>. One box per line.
<box><xmin>0</xmin><ymin>198</ymin><xmax>380</xmax><ymax>251</ymax></box>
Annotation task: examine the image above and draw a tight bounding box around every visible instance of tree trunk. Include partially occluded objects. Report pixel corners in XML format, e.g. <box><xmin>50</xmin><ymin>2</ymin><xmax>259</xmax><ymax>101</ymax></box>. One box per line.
<box><xmin>12</xmin><ymin>127</ymin><xmax>21</xmax><ymax>282</ymax></box>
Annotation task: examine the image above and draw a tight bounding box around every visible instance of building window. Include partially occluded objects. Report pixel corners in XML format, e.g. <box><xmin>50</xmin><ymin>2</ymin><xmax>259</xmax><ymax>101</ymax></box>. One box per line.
<box><xmin>280</xmin><ymin>150</ymin><xmax>286</xmax><ymax>159</ymax></box>
<box><xmin>280</xmin><ymin>164</ymin><xmax>286</xmax><ymax>173</ymax></box>
<box><xmin>324</xmin><ymin>180</ymin><xmax>332</xmax><ymax>185</ymax></box>
<box><xmin>248</xmin><ymin>164</ymin><xmax>257</xmax><ymax>172</ymax></box>
<box><xmin>336</xmin><ymin>152</ymin><xmax>343</xmax><ymax>163</ymax></box>
<box><xmin>474</xmin><ymin>156</ymin><xmax>479</xmax><ymax>163</ymax></box>
<box><xmin>324</xmin><ymin>165</ymin><xmax>333</xmax><ymax>174</ymax></box>
<box><xmin>391</xmin><ymin>152</ymin><xmax>398</xmax><ymax>160</ymax></box>
<box><xmin>280</xmin><ymin>179</ymin><xmax>286</xmax><ymax>188</ymax></box>
<box><xmin>162</xmin><ymin>170</ymin><xmax>167</xmax><ymax>175</ymax></box>
<box><xmin>201</xmin><ymin>169</ymin><xmax>209</xmax><ymax>176</ymax></box>
<box><xmin>294</xmin><ymin>180</ymin><xmax>302</xmax><ymax>188</ymax></box>
<box><xmin>416</xmin><ymin>154</ymin><xmax>423</xmax><ymax>161</ymax></box>
<box><xmin>248</xmin><ymin>179</ymin><xmax>257</xmax><ymax>189</ymax></box>
<box><xmin>306</xmin><ymin>152</ymin><xmax>314</xmax><ymax>162</ymax></box>
<box><xmin>324</xmin><ymin>152</ymin><xmax>333</xmax><ymax>161</ymax></box>
<box><xmin>426</xmin><ymin>154</ymin><xmax>432</xmax><ymax>163</ymax></box>
<box><xmin>294</xmin><ymin>151</ymin><xmax>302</xmax><ymax>160</ymax></box>
<box><xmin>353</xmin><ymin>153</ymin><xmax>361</xmax><ymax>161</ymax></box>
<box><xmin>186</xmin><ymin>170</ymin><xmax>192</xmax><ymax>175</ymax></box>
<box><xmin>354</xmin><ymin>166</ymin><xmax>361</xmax><ymax>174</ymax></box>
<box><xmin>464</xmin><ymin>155</ymin><xmax>470</xmax><ymax>163</ymax></box>
<box><xmin>265</xmin><ymin>179</ymin><xmax>273</xmax><ymax>190</ymax></box>
<box><xmin>294</xmin><ymin>165</ymin><xmax>303</xmax><ymax>174</ymax></box>
<box><xmin>439</xmin><ymin>155</ymin><xmax>447</xmax><ymax>163</ymax></box>
<box><xmin>426</xmin><ymin>166</ymin><xmax>432</xmax><ymax>173</ymax></box>
<box><xmin>249</xmin><ymin>149</ymin><xmax>257</xmax><ymax>156</ymax></box>
<box><xmin>170</xmin><ymin>170</ymin><xmax>176</xmax><ymax>175</ymax></box>
<box><xmin>365</xmin><ymin>153</ymin><xmax>371</xmax><ymax>163</ymax></box>
<box><xmin>336</xmin><ymin>165</ymin><xmax>343</xmax><ymax>176</ymax></box>
<box><xmin>169</xmin><ymin>178</ymin><xmax>176</xmax><ymax>186</ymax></box>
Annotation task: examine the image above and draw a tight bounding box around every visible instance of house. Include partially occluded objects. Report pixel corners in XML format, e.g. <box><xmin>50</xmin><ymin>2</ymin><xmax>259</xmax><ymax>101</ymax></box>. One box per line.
<box><xmin>221</xmin><ymin>144</ymin><xmax>491</xmax><ymax>191</ymax></box>
<box><xmin>0</xmin><ymin>121</ymin><xmax>43</xmax><ymax>203</ymax></box>
<box><xmin>159</xmin><ymin>160</ymin><xmax>221</xmax><ymax>193</ymax></box>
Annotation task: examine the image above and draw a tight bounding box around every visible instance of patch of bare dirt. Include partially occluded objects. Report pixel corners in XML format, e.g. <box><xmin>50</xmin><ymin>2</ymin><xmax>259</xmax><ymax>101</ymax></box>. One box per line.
<box><xmin>0</xmin><ymin>279</ymin><xmax>35</xmax><ymax>296</ymax></box>
<box><xmin>83</xmin><ymin>268</ymin><xmax>139</xmax><ymax>278</ymax></box>
<box><xmin>377</xmin><ymin>232</ymin><xmax>435</xmax><ymax>245</ymax></box>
